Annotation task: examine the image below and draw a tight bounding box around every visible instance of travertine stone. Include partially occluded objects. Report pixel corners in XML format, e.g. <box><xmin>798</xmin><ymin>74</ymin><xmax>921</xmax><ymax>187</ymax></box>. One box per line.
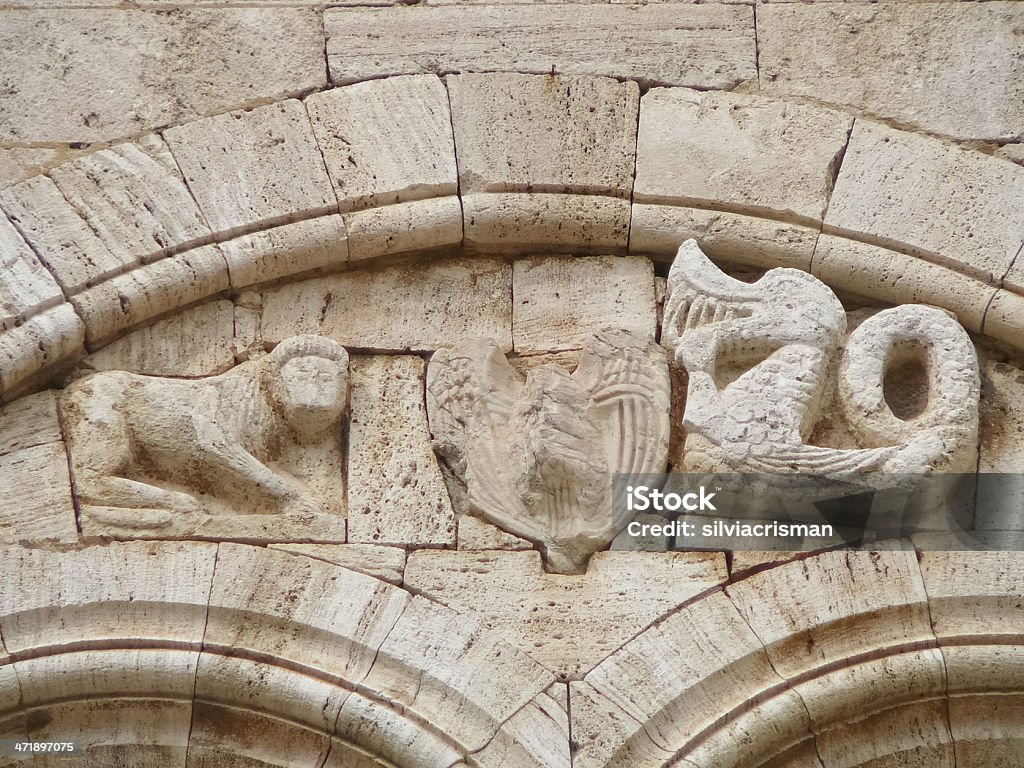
<box><xmin>0</xmin><ymin>442</ymin><xmax>77</xmax><ymax>543</ymax></box>
<box><xmin>307</xmin><ymin>75</ymin><xmax>458</xmax><ymax>211</ymax></box>
<box><xmin>568</xmin><ymin>682</ymin><xmax>675</xmax><ymax>768</ymax></box>
<box><xmin>405</xmin><ymin>550</ymin><xmax>725</xmax><ymax>676</ymax></box>
<box><xmin>983</xmin><ymin>290</ymin><xmax>1024</xmax><ymax>351</ymax></box>
<box><xmin>815</xmin><ymin>700</ymin><xmax>954</xmax><ymax>768</ymax></box>
<box><xmin>81</xmin><ymin>300</ymin><xmax>234</xmax><ymax>377</ymax></box>
<box><xmin>427</xmin><ymin>331</ymin><xmax>670</xmax><ymax>573</ymax></box>
<box><xmin>0</xmin><ymin>390</ymin><xmax>61</xmax><ymax>457</ymax></box>
<box><xmin>0</xmin><ymin>541</ymin><xmax>217</xmax><ymax>652</ymax></box>
<box><xmin>348</xmin><ymin>355</ymin><xmax>455</xmax><ymax>547</ymax></box>
<box><xmin>65</xmin><ymin>336</ymin><xmax>348</xmax><ymax>541</ymax></box>
<box><xmin>997</xmin><ymin>144</ymin><xmax>1024</xmax><ymax>166</ymax></box>
<box><xmin>463</xmin><ymin>193</ymin><xmax>629</xmax><ymax>254</ymax></box>
<box><xmin>360</xmin><ymin>594</ymin><xmax>553</xmax><ymax>753</ymax></box>
<box><xmin>49</xmin><ymin>136</ymin><xmax>211</xmax><ymax>266</ymax></box>
<box><xmin>218</xmin><ymin>215</ymin><xmax>349</xmax><ymax>290</ymax></box>
<box><xmin>448</xmin><ymin>74</ymin><xmax>638</xmax><ymax>197</ymax></box>
<box><xmin>0</xmin><ymin>147</ymin><xmax>78</xmax><ymax>190</ymax></box>
<box><xmin>977</xmin><ymin>359</ymin><xmax>1024</xmax><ymax>522</ymax></box>
<box><xmin>629</xmin><ymin>205</ymin><xmax>818</xmax><ymax>271</ymax></box>
<box><xmin>584</xmin><ymin>590</ymin><xmax>785</xmax><ymax>756</ymax></box>
<box><xmin>205</xmin><ymin>544</ymin><xmax>409</xmax><ymax>682</ymax></box>
<box><xmin>0</xmin><ymin>9</ymin><xmax>326</xmax><ymax>143</ymax></box>
<box><xmin>473</xmin><ymin>685</ymin><xmax>570</xmax><ymax>768</ymax></box>
<box><xmin>69</xmin><ymin>244</ymin><xmax>229</xmax><ymax>348</ymax></box>
<box><xmin>759</xmin><ymin>3</ymin><xmax>1024</xmax><ymax>142</ymax></box>
<box><xmin>0</xmin><ymin>303</ymin><xmax>86</xmax><ymax>399</ymax></box>
<box><xmin>345</xmin><ymin>197</ymin><xmax>462</xmax><ymax>262</ymax></box>
<box><xmin>457</xmin><ymin>515</ymin><xmax>532</xmax><ymax>552</ymax></box>
<box><xmin>513</xmin><ymin>255</ymin><xmax>657</xmax><ymax>353</ymax></box>
<box><xmin>813</xmin><ymin>235</ymin><xmax>995</xmax><ymax>333</ymax></box>
<box><xmin>232</xmin><ymin>290</ymin><xmax>262</xmax><ymax>362</ymax></box>
<box><xmin>186</xmin><ymin>703</ymin><xmax>328</xmax><ymax>768</ymax></box>
<box><xmin>270</xmin><ymin>543</ymin><xmax>406</xmax><ymax>586</ymax></box>
<box><xmin>636</xmin><ymin>88</ymin><xmax>852</xmax><ymax>224</ymax></box>
<box><xmin>950</xmin><ymin>694</ymin><xmax>1024</xmax><ymax>767</ymax></box>
<box><xmin>261</xmin><ymin>256</ymin><xmax>512</xmax><ymax>352</ymax></box>
<box><xmin>0</xmin><ymin>212</ymin><xmax>64</xmax><ymax>330</ymax></box>
<box><xmin>326</xmin><ymin>5</ymin><xmax>755</xmax><ymax>89</ymax></box>
<box><xmin>825</xmin><ymin>121</ymin><xmax>1024</xmax><ymax>285</ymax></box>
<box><xmin>0</xmin><ymin>175</ymin><xmax>124</xmax><ymax>294</ymax></box>
<box><xmin>164</xmin><ymin>101</ymin><xmax>335</xmax><ymax>234</ymax></box>
<box><xmin>726</xmin><ymin>550</ymin><xmax>932</xmax><ymax>680</ymax></box>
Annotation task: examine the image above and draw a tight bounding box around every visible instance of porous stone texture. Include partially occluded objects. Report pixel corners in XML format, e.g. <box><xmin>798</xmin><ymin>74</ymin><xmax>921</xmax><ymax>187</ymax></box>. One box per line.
<box><xmin>457</xmin><ymin>515</ymin><xmax>532</xmax><ymax>552</ymax></box>
<box><xmin>0</xmin><ymin>303</ymin><xmax>86</xmax><ymax>400</ymax></box>
<box><xmin>974</xmin><ymin>358</ymin><xmax>1024</xmax><ymax>532</ymax></box>
<box><xmin>348</xmin><ymin>355</ymin><xmax>455</xmax><ymax>548</ymax></box>
<box><xmin>345</xmin><ymin>197</ymin><xmax>463</xmax><ymax>261</ymax></box>
<box><xmin>513</xmin><ymin>255</ymin><xmax>657</xmax><ymax>353</ymax></box>
<box><xmin>0</xmin><ymin>391</ymin><xmax>77</xmax><ymax>543</ymax></box>
<box><xmin>269</xmin><ymin>543</ymin><xmax>406</xmax><ymax>586</ymax></box>
<box><xmin>0</xmin><ymin>147</ymin><xmax>86</xmax><ymax>190</ymax></box>
<box><xmin>0</xmin><ymin>9</ymin><xmax>326</xmax><ymax>144</ymax></box>
<box><xmin>307</xmin><ymin>75</ymin><xmax>458</xmax><ymax>212</ymax></box>
<box><xmin>635</xmin><ymin>88</ymin><xmax>852</xmax><ymax>224</ymax></box>
<box><xmin>0</xmin><ymin>212</ymin><xmax>64</xmax><ymax>329</ymax></box>
<box><xmin>405</xmin><ymin>549</ymin><xmax>725</xmax><ymax>677</ymax></box>
<box><xmin>260</xmin><ymin>256</ymin><xmax>512</xmax><ymax>352</ymax></box>
<box><xmin>326</xmin><ymin>5</ymin><xmax>755</xmax><ymax>89</ymax></box>
<box><xmin>825</xmin><ymin>121</ymin><xmax>1024</xmax><ymax>286</ymax></box>
<box><xmin>164</xmin><ymin>100</ymin><xmax>335</xmax><ymax>235</ymax></box>
<box><xmin>758</xmin><ymin>2</ymin><xmax>1024</xmax><ymax>142</ymax></box>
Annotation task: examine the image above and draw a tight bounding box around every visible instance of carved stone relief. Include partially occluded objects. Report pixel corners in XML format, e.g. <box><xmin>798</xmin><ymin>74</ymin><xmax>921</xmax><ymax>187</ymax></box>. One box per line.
<box><xmin>426</xmin><ymin>330</ymin><xmax>671</xmax><ymax>574</ymax></box>
<box><xmin>663</xmin><ymin>239</ymin><xmax>980</xmax><ymax>476</ymax></box>
<box><xmin>61</xmin><ymin>335</ymin><xmax>349</xmax><ymax>541</ymax></box>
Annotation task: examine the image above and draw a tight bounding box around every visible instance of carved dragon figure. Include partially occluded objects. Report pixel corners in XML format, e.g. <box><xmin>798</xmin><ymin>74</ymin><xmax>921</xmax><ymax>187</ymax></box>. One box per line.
<box><xmin>663</xmin><ymin>239</ymin><xmax>980</xmax><ymax>476</ymax></box>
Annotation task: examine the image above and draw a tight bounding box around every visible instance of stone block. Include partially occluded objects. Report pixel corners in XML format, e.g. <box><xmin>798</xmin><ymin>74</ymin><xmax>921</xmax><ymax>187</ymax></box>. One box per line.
<box><xmin>815</xmin><ymin>700</ymin><xmax>954</xmax><ymax>768</ymax></box>
<box><xmin>457</xmin><ymin>515</ymin><xmax>532</xmax><ymax>552</ymax></box>
<box><xmin>186</xmin><ymin>703</ymin><xmax>327</xmax><ymax>768</ymax></box>
<box><xmin>0</xmin><ymin>147</ymin><xmax>82</xmax><ymax>190</ymax></box>
<box><xmin>0</xmin><ymin>390</ymin><xmax>62</xmax><ymax>457</ymax></box>
<box><xmin>260</xmin><ymin>256</ymin><xmax>512</xmax><ymax>352</ymax></box>
<box><xmin>474</xmin><ymin>685</ymin><xmax>570</xmax><ymax>768</ymax></box>
<box><xmin>218</xmin><ymin>215</ymin><xmax>349</xmax><ymax>290</ymax></box>
<box><xmin>49</xmin><ymin>136</ymin><xmax>211</xmax><ymax>266</ymax></box>
<box><xmin>0</xmin><ymin>212</ymin><xmax>64</xmax><ymax>330</ymax></box>
<box><xmin>759</xmin><ymin>3</ymin><xmax>1024</xmax><ymax>142</ymax></box>
<box><xmin>812</xmin><ymin>236</ymin><xmax>995</xmax><ymax>333</ymax></box>
<box><xmin>825</xmin><ymin>121</ymin><xmax>1024</xmax><ymax>285</ymax></box>
<box><xmin>463</xmin><ymin>193</ymin><xmax>629</xmax><ymax>254</ymax></box>
<box><xmin>348</xmin><ymin>355</ymin><xmax>455</xmax><ymax>548</ymax></box>
<box><xmin>568</xmin><ymin>682</ymin><xmax>674</xmax><ymax>768</ymax></box>
<box><xmin>306</xmin><ymin>75</ymin><xmax>458</xmax><ymax>212</ymax></box>
<box><xmin>405</xmin><ymin>549</ymin><xmax>724</xmax><ymax>677</ymax></box>
<box><xmin>345</xmin><ymin>197</ymin><xmax>462</xmax><ymax>262</ymax></box>
<box><xmin>448</xmin><ymin>73</ymin><xmax>638</xmax><ymax>197</ymax></box>
<box><xmin>984</xmin><ymin>289</ymin><xmax>1024</xmax><ymax>351</ymax></box>
<box><xmin>0</xmin><ymin>303</ymin><xmax>86</xmax><ymax>400</ymax></box>
<box><xmin>70</xmin><ymin>244</ymin><xmax>229</xmax><ymax>349</ymax></box>
<box><xmin>0</xmin><ymin>9</ymin><xmax>326</xmax><ymax>143</ymax></box>
<box><xmin>81</xmin><ymin>299</ymin><xmax>235</xmax><ymax>377</ymax></box>
<box><xmin>629</xmin><ymin>204</ymin><xmax>817</xmax><ymax>271</ymax></box>
<box><xmin>326</xmin><ymin>5</ymin><xmax>755</xmax><ymax>90</ymax></box>
<box><xmin>512</xmin><ymin>255</ymin><xmax>657</xmax><ymax>353</ymax></box>
<box><xmin>269</xmin><ymin>543</ymin><xmax>406</xmax><ymax>585</ymax></box>
<box><xmin>0</xmin><ymin>441</ymin><xmax>77</xmax><ymax>544</ymax></box>
<box><xmin>636</xmin><ymin>88</ymin><xmax>852</xmax><ymax>224</ymax></box>
<box><xmin>950</xmin><ymin>694</ymin><xmax>1024</xmax><ymax>768</ymax></box>
<box><xmin>0</xmin><ymin>175</ymin><xmax>125</xmax><ymax>294</ymax></box>
<box><xmin>165</xmin><ymin>100</ymin><xmax>336</xmax><ymax>234</ymax></box>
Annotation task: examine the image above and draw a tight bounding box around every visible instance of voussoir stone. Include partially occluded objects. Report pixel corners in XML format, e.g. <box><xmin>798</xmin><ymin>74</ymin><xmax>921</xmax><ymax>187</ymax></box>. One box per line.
<box><xmin>0</xmin><ymin>212</ymin><xmax>64</xmax><ymax>330</ymax></box>
<box><xmin>348</xmin><ymin>355</ymin><xmax>455</xmax><ymax>548</ymax></box>
<box><xmin>635</xmin><ymin>88</ymin><xmax>853</xmax><ymax>224</ymax></box>
<box><xmin>307</xmin><ymin>75</ymin><xmax>458</xmax><ymax>212</ymax></box>
<box><xmin>448</xmin><ymin>73</ymin><xmax>638</xmax><ymax>197</ymax></box>
<box><xmin>825</xmin><ymin>121</ymin><xmax>1024</xmax><ymax>285</ymax></box>
<box><xmin>269</xmin><ymin>543</ymin><xmax>406</xmax><ymax>586</ymax></box>
<box><xmin>758</xmin><ymin>2</ymin><xmax>1024</xmax><ymax>143</ymax></box>
<box><xmin>0</xmin><ymin>9</ymin><xmax>327</xmax><ymax>144</ymax></box>
<box><xmin>0</xmin><ymin>304</ymin><xmax>86</xmax><ymax>400</ymax></box>
<box><xmin>164</xmin><ymin>100</ymin><xmax>336</xmax><ymax>234</ymax></box>
<box><xmin>326</xmin><ymin>5</ymin><xmax>755</xmax><ymax>89</ymax></box>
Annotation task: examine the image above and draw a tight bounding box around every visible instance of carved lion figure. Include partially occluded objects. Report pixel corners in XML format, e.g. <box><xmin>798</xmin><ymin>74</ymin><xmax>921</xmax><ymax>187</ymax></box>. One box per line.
<box><xmin>61</xmin><ymin>335</ymin><xmax>349</xmax><ymax>534</ymax></box>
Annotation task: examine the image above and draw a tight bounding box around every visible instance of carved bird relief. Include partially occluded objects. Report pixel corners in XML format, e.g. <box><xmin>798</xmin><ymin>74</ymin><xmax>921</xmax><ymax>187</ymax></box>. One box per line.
<box><xmin>663</xmin><ymin>239</ymin><xmax>980</xmax><ymax>476</ymax></box>
<box><xmin>426</xmin><ymin>330</ymin><xmax>671</xmax><ymax>574</ymax></box>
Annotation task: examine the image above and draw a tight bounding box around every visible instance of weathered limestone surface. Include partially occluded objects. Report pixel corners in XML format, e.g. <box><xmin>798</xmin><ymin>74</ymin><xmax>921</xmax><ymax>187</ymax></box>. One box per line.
<box><xmin>345</xmin><ymin>197</ymin><xmax>462</xmax><ymax>262</ymax></box>
<box><xmin>635</xmin><ymin>88</ymin><xmax>852</xmax><ymax>224</ymax></box>
<box><xmin>405</xmin><ymin>549</ymin><xmax>725</xmax><ymax>677</ymax></box>
<box><xmin>449</xmin><ymin>74</ymin><xmax>638</xmax><ymax>197</ymax></box>
<box><xmin>260</xmin><ymin>256</ymin><xmax>512</xmax><ymax>352</ymax></box>
<box><xmin>0</xmin><ymin>304</ymin><xmax>85</xmax><ymax>400</ymax></box>
<box><xmin>978</xmin><ymin>358</ymin><xmax>1024</xmax><ymax>474</ymax></box>
<box><xmin>984</xmin><ymin>289</ymin><xmax>1024</xmax><ymax>351</ymax></box>
<box><xmin>348</xmin><ymin>355</ymin><xmax>455</xmax><ymax>548</ymax></box>
<box><xmin>513</xmin><ymin>255</ymin><xmax>657</xmax><ymax>353</ymax></box>
<box><xmin>815</xmin><ymin>700</ymin><xmax>955</xmax><ymax>768</ymax></box>
<box><xmin>326</xmin><ymin>5</ymin><xmax>755</xmax><ymax>89</ymax></box>
<box><xmin>0</xmin><ymin>212</ymin><xmax>64</xmax><ymax>329</ymax></box>
<box><xmin>0</xmin><ymin>147</ymin><xmax>83</xmax><ymax>190</ymax></box>
<box><xmin>997</xmin><ymin>144</ymin><xmax>1024</xmax><ymax>166</ymax></box>
<box><xmin>0</xmin><ymin>391</ymin><xmax>77</xmax><ymax>543</ymax></box>
<box><xmin>307</xmin><ymin>75</ymin><xmax>458</xmax><ymax>212</ymax></box>
<box><xmin>270</xmin><ymin>543</ymin><xmax>406</xmax><ymax>586</ymax></box>
<box><xmin>0</xmin><ymin>9</ymin><xmax>326</xmax><ymax>144</ymax></box>
<box><xmin>219</xmin><ymin>215</ymin><xmax>349</xmax><ymax>289</ymax></box>
<box><xmin>80</xmin><ymin>300</ymin><xmax>235</xmax><ymax>378</ymax></box>
<box><xmin>825</xmin><ymin>121</ymin><xmax>1024</xmax><ymax>285</ymax></box>
<box><xmin>164</xmin><ymin>101</ymin><xmax>335</xmax><ymax>234</ymax></box>
<box><xmin>758</xmin><ymin>3</ymin><xmax>1024</xmax><ymax>142</ymax></box>
<box><xmin>474</xmin><ymin>684</ymin><xmax>570</xmax><ymax>768</ymax></box>
<box><xmin>457</xmin><ymin>515</ymin><xmax>532</xmax><ymax>552</ymax></box>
